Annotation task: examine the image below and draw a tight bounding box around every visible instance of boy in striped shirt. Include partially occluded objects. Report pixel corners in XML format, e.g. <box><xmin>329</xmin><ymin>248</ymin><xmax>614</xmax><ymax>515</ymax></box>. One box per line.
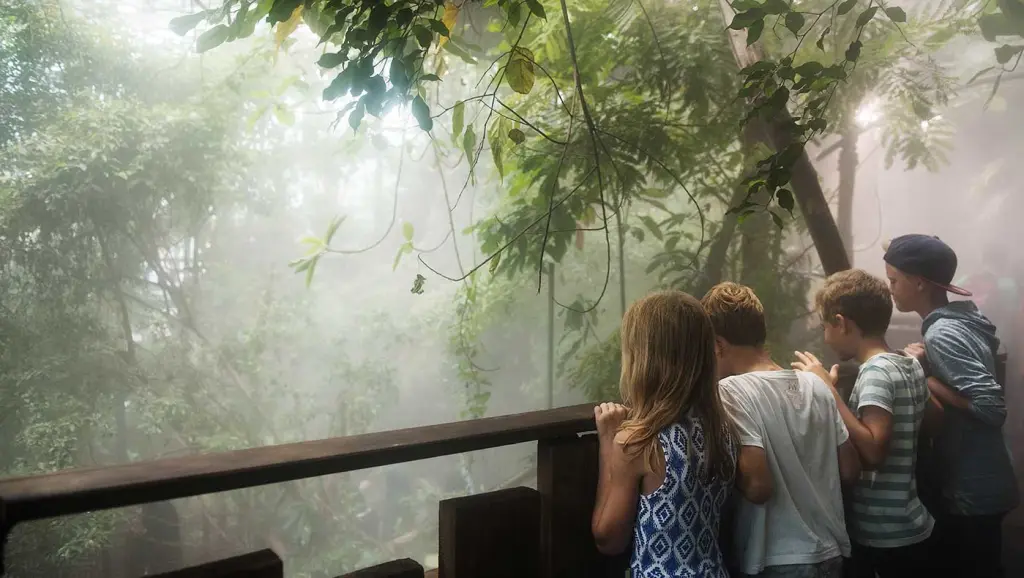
<box><xmin>792</xmin><ymin>269</ymin><xmax>934</xmax><ymax>577</ymax></box>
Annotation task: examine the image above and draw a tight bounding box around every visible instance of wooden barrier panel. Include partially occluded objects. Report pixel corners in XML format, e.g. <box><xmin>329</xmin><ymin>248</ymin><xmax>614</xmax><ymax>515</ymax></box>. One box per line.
<box><xmin>338</xmin><ymin>558</ymin><xmax>423</xmax><ymax>578</ymax></box>
<box><xmin>537</xmin><ymin>434</ymin><xmax>629</xmax><ymax>578</ymax></box>
<box><xmin>150</xmin><ymin>549</ymin><xmax>282</xmax><ymax>578</ymax></box>
<box><xmin>438</xmin><ymin>486</ymin><xmax>540</xmax><ymax>578</ymax></box>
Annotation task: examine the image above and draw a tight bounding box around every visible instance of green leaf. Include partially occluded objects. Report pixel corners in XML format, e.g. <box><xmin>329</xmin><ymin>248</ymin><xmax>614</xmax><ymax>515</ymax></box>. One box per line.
<box><xmin>403</xmin><ymin>222</ymin><xmax>414</xmax><ymax>241</ymax></box>
<box><xmin>506</xmin><ymin>47</ymin><xmax>536</xmax><ymax>94</ymax></box>
<box><xmin>508</xmin><ymin>128</ymin><xmax>526</xmax><ymax>144</ymax></box>
<box><xmin>268</xmin><ymin>0</ymin><xmax>301</xmax><ymax>25</ymax></box>
<box><xmin>489</xmin><ymin>251</ymin><xmax>502</xmax><ymax>274</ymax></box>
<box><xmin>325</xmin><ymin>216</ymin><xmax>345</xmax><ymax>244</ymax></box>
<box><xmin>420</xmin><ymin>74</ymin><xmax>442</xmax><ymax>82</ymax></box>
<box><xmin>389</xmin><ymin>58</ymin><xmax>409</xmax><ymax>91</ymax></box>
<box><xmin>785</xmin><ymin>12</ymin><xmax>805</xmax><ymax>35</ymax></box>
<box><xmin>411</xmin><ymin>274</ymin><xmax>426</xmax><ymax>294</ymax></box>
<box><xmin>845</xmin><ymin>40</ymin><xmax>862</xmax><ymax>62</ymax></box>
<box><xmin>196</xmin><ymin>25</ymin><xmax>231</xmax><ymax>53</ymax></box>
<box><xmin>317</xmin><ymin>52</ymin><xmax>346</xmax><ymax>68</ymax></box>
<box><xmin>427</xmin><ymin>19</ymin><xmax>450</xmax><ymax>36</ymax></box>
<box><xmin>349</xmin><ymin>103</ymin><xmax>366</xmax><ymax>131</ymax></box>
<box><xmin>978</xmin><ymin>13</ymin><xmax>1024</xmax><ymax>42</ymax></box>
<box><xmin>273</xmin><ymin>104</ymin><xmax>295</xmax><ymax>126</ymax></box>
<box><xmin>463</xmin><ymin>124</ymin><xmax>477</xmax><ymax>166</ymax></box>
<box><xmin>411</xmin><ymin>95</ymin><xmax>433</xmax><ymax>132</ymax></box>
<box><xmin>393</xmin><ymin>243</ymin><xmax>409</xmax><ymax>270</ymax></box>
<box><xmin>794</xmin><ymin>61</ymin><xmax>823</xmax><ymax>77</ymax></box>
<box><xmin>413</xmin><ymin>25</ymin><xmax>433</xmax><ymax>48</ymax></box>
<box><xmin>747</xmin><ymin>19</ymin><xmax>765</xmax><ymax>45</ymax></box>
<box><xmin>525</xmin><ymin>0</ymin><xmax>547</xmax><ymax>19</ymax></box>
<box><xmin>290</xmin><ymin>257</ymin><xmax>311</xmax><ymax>272</ymax></box>
<box><xmin>761</xmin><ymin>0</ymin><xmax>789</xmax><ymax>15</ymax></box>
<box><xmin>729</xmin><ymin>8</ymin><xmax>764</xmax><ymax>30</ymax></box>
<box><xmin>490</xmin><ymin>129</ymin><xmax>504</xmax><ymax>180</ymax></box>
<box><xmin>169</xmin><ymin>12</ymin><xmax>207</xmax><ymax>36</ymax></box>
<box><xmin>641</xmin><ymin>188</ymin><xmax>671</xmax><ymax>199</ymax></box>
<box><xmin>1003</xmin><ymin>0</ymin><xmax>1024</xmax><ymax>22</ymax></box>
<box><xmin>855</xmin><ymin>6</ymin><xmax>878</xmax><ymax>28</ymax></box>
<box><xmin>740</xmin><ymin>60</ymin><xmax>775</xmax><ymax>76</ymax></box>
<box><xmin>837</xmin><ymin>0</ymin><xmax>858</xmax><ymax>16</ymax></box>
<box><xmin>639</xmin><ymin>216</ymin><xmax>663</xmax><ymax>241</ymax></box>
<box><xmin>732</xmin><ymin>0</ymin><xmax>761</xmax><ymax>9</ymax></box>
<box><xmin>884</xmin><ymin>7</ymin><xmax>907</xmax><ymax>23</ymax></box>
<box><xmin>507</xmin><ymin>1</ymin><xmax>521</xmax><ymax>28</ymax></box>
<box><xmin>816</xmin><ymin>26</ymin><xmax>830</xmax><ymax>50</ymax></box>
<box><xmin>770</xmin><ymin>211</ymin><xmax>784</xmax><ymax>230</ymax></box>
<box><xmin>452</xmin><ymin>101</ymin><xmax>465</xmax><ymax>139</ymax></box>
<box><xmin>441</xmin><ymin>41</ymin><xmax>477</xmax><ymax>64</ymax></box>
<box><xmin>776</xmin><ymin>189</ymin><xmax>795</xmax><ymax>213</ymax></box>
<box><xmin>367</xmin><ymin>4</ymin><xmax>389</xmax><ymax>35</ymax></box>
<box><xmin>306</xmin><ymin>256</ymin><xmax>320</xmax><ymax>287</ymax></box>
<box><xmin>995</xmin><ymin>44</ymin><xmax>1024</xmax><ymax>64</ymax></box>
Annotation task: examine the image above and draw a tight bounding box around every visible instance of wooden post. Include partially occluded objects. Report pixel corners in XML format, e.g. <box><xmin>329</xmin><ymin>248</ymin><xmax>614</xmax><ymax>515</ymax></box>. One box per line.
<box><xmin>338</xmin><ymin>559</ymin><xmax>424</xmax><ymax>578</ymax></box>
<box><xmin>437</xmin><ymin>486</ymin><xmax>540</xmax><ymax>578</ymax></box>
<box><xmin>150</xmin><ymin>548</ymin><xmax>282</xmax><ymax>578</ymax></box>
<box><xmin>537</xmin><ymin>435</ymin><xmax>629</xmax><ymax>578</ymax></box>
<box><xmin>547</xmin><ymin>262</ymin><xmax>556</xmax><ymax>410</ymax></box>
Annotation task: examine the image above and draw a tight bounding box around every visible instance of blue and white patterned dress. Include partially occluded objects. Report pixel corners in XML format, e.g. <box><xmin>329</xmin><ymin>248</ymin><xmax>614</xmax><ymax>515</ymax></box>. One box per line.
<box><xmin>631</xmin><ymin>416</ymin><xmax>736</xmax><ymax>578</ymax></box>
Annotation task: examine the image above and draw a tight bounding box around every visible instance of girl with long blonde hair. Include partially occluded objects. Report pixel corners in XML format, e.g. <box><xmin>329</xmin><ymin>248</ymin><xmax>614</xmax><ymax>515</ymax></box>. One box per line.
<box><xmin>591</xmin><ymin>290</ymin><xmax>736</xmax><ymax>577</ymax></box>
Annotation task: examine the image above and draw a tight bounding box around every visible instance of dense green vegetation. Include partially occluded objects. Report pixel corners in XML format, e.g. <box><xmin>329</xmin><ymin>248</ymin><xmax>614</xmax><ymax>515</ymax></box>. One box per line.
<box><xmin>2</xmin><ymin>0</ymin><xmax>1020</xmax><ymax>575</ymax></box>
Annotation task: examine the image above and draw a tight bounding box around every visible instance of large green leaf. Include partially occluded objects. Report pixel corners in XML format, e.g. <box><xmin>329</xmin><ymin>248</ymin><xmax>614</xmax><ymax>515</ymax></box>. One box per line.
<box><xmin>169</xmin><ymin>12</ymin><xmax>207</xmax><ymax>36</ymax></box>
<box><xmin>411</xmin><ymin>96</ymin><xmax>433</xmax><ymax>132</ymax></box>
<box><xmin>196</xmin><ymin>25</ymin><xmax>230</xmax><ymax>53</ymax></box>
<box><xmin>452</xmin><ymin>101</ymin><xmax>465</xmax><ymax>139</ymax></box>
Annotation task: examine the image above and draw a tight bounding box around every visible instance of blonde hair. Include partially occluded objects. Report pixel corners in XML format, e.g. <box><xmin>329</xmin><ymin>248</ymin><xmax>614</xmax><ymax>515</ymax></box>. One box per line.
<box><xmin>618</xmin><ymin>290</ymin><xmax>736</xmax><ymax>481</ymax></box>
<box><xmin>700</xmin><ymin>282</ymin><xmax>767</xmax><ymax>347</ymax></box>
<box><xmin>816</xmin><ymin>269</ymin><xmax>892</xmax><ymax>338</ymax></box>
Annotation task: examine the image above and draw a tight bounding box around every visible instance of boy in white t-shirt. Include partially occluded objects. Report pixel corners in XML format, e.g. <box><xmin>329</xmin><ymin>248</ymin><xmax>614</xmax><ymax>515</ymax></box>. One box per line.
<box><xmin>702</xmin><ymin>283</ymin><xmax>861</xmax><ymax>578</ymax></box>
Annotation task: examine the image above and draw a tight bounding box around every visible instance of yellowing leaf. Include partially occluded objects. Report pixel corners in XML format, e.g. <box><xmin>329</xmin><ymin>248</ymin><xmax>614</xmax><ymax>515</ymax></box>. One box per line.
<box><xmin>274</xmin><ymin>5</ymin><xmax>304</xmax><ymax>58</ymax></box>
<box><xmin>506</xmin><ymin>47</ymin><xmax>535</xmax><ymax>94</ymax></box>
<box><xmin>438</xmin><ymin>1</ymin><xmax>460</xmax><ymax>48</ymax></box>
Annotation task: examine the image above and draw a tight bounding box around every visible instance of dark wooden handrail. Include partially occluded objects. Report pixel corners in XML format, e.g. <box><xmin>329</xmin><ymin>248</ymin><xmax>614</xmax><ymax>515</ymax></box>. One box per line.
<box><xmin>0</xmin><ymin>403</ymin><xmax>596</xmax><ymax>565</ymax></box>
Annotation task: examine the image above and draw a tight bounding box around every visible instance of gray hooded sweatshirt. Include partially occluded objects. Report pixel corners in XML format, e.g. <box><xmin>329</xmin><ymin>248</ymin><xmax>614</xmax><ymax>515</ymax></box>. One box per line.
<box><xmin>923</xmin><ymin>300</ymin><xmax>1019</xmax><ymax>516</ymax></box>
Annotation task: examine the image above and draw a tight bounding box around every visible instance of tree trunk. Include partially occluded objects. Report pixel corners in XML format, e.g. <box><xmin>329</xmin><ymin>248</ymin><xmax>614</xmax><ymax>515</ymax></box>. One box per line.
<box><xmin>695</xmin><ymin>184</ymin><xmax>744</xmax><ymax>296</ymax></box>
<box><xmin>837</xmin><ymin>116</ymin><xmax>858</xmax><ymax>262</ymax></box>
<box><xmin>740</xmin><ymin>211</ymin><xmax>772</xmax><ymax>286</ymax></box>
<box><xmin>716</xmin><ymin>0</ymin><xmax>850</xmax><ymax>275</ymax></box>
<box><xmin>696</xmin><ymin>124</ymin><xmax>764</xmax><ymax>296</ymax></box>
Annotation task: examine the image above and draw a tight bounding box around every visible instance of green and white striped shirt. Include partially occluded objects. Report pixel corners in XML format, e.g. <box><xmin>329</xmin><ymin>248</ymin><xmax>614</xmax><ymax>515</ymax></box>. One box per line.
<box><xmin>848</xmin><ymin>353</ymin><xmax>934</xmax><ymax>548</ymax></box>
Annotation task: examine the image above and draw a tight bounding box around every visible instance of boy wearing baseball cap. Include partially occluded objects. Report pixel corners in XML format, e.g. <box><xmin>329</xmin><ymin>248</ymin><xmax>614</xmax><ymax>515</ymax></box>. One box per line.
<box><xmin>883</xmin><ymin>234</ymin><xmax>1018</xmax><ymax>578</ymax></box>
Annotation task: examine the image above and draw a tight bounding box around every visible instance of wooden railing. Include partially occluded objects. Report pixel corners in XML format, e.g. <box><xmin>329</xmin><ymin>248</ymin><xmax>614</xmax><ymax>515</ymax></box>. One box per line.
<box><xmin>0</xmin><ymin>404</ymin><xmax>629</xmax><ymax>578</ymax></box>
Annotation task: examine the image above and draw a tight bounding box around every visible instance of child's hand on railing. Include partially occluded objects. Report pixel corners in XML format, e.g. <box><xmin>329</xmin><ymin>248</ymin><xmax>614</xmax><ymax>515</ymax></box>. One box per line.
<box><xmin>594</xmin><ymin>402</ymin><xmax>628</xmax><ymax>441</ymax></box>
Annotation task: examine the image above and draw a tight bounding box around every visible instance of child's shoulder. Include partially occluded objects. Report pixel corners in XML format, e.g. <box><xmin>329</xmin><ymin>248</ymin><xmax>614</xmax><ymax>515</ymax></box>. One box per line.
<box><xmin>613</xmin><ymin>429</ymin><xmax>661</xmax><ymax>477</ymax></box>
<box><xmin>856</xmin><ymin>353</ymin><xmax>914</xmax><ymax>383</ymax></box>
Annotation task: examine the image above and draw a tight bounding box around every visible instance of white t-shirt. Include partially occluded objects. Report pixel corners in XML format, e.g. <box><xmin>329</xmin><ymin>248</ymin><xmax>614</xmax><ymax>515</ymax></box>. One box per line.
<box><xmin>719</xmin><ymin>370</ymin><xmax>852</xmax><ymax>575</ymax></box>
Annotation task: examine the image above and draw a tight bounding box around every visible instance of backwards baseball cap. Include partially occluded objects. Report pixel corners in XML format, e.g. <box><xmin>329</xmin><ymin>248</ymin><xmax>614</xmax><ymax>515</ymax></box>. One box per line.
<box><xmin>883</xmin><ymin>234</ymin><xmax>972</xmax><ymax>296</ymax></box>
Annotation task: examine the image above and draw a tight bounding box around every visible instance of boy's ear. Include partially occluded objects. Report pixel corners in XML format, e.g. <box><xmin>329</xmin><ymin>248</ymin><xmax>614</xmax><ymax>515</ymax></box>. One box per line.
<box><xmin>835</xmin><ymin>314</ymin><xmax>851</xmax><ymax>334</ymax></box>
<box><xmin>713</xmin><ymin>335</ymin><xmax>728</xmax><ymax>355</ymax></box>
